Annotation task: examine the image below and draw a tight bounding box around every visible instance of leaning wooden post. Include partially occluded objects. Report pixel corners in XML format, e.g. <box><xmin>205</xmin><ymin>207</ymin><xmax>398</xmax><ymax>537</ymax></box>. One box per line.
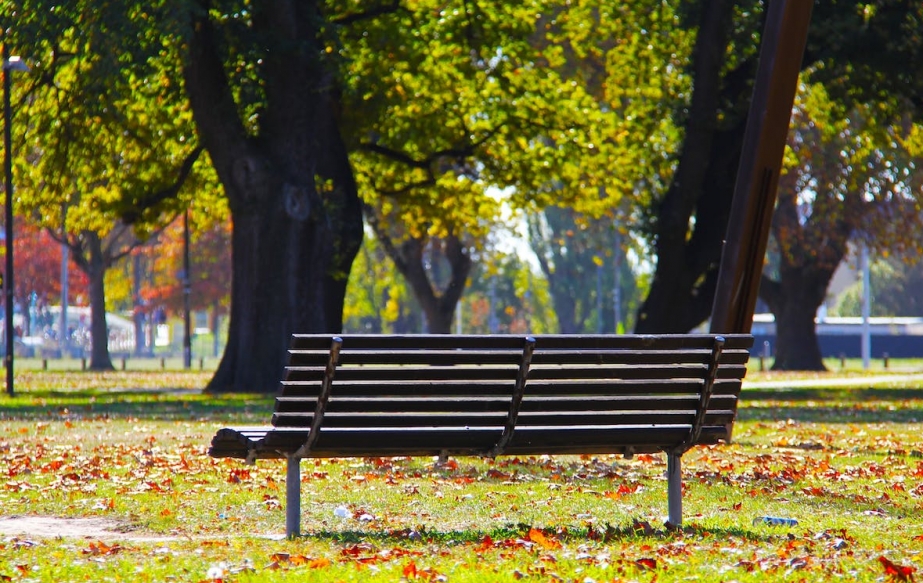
<box><xmin>710</xmin><ymin>1</ymin><xmax>814</xmax><ymax>334</ymax></box>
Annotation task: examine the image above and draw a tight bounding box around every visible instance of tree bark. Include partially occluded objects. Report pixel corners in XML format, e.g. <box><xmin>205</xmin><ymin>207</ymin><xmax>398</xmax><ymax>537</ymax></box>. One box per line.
<box><xmin>634</xmin><ymin>0</ymin><xmax>748</xmax><ymax>333</ymax></box>
<box><xmin>367</xmin><ymin>220</ymin><xmax>472</xmax><ymax>334</ymax></box>
<box><xmin>759</xmin><ymin>269</ymin><xmax>830</xmax><ymax>371</ymax></box>
<box><xmin>184</xmin><ymin>2</ymin><xmax>363</xmax><ymax>393</ymax></box>
<box><xmin>84</xmin><ymin>232</ymin><xmax>114</xmax><ymax>371</ymax></box>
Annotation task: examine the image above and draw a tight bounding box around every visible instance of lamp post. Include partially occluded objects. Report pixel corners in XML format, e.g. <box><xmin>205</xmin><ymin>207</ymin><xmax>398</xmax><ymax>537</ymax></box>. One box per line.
<box><xmin>3</xmin><ymin>45</ymin><xmax>29</xmax><ymax>397</ymax></box>
<box><xmin>182</xmin><ymin>210</ymin><xmax>191</xmax><ymax>369</ymax></box>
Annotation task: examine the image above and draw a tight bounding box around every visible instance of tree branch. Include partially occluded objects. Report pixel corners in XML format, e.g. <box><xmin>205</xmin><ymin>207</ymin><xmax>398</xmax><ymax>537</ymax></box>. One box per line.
<box><xmin>120</xmin><ymin>145</ymin><xmax>205</xmax><ymax>223</ymax></box>
<box><xmin>331</xmin><ymin>1</ymin><xmax>403</xmax><ymax>25</ymax></box>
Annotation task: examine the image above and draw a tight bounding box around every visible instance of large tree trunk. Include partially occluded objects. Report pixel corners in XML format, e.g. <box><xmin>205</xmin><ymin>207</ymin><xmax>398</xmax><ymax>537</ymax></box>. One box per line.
<box><xmin>634</xmin><ymin>1</ymin><xmax>754</xmax><ymax>333</ymax></box>
<box><xmin>185</xmin><ymin>3</ymin><xmax>363</xmax><ymax>393</ymax></box>
<box><xmin>760</xmin><ymin>269</ymin><xmax>830</xmax><ymax>371</ymax></box>
<box><xmin>84</xmin><ymin>232</ymin><xmax>114</xmax><ymax>371</ymax></box>
<box><xmin>758</xmin><ymin>158</ymin><xmax>852</xmax><ymax>371</ymax></box>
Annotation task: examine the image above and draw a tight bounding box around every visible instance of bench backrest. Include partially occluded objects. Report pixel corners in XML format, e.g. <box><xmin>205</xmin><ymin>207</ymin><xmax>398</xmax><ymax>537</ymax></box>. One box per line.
<box><xmin>273</xmin><ymin>334</ymin><xmax>753</xmax><ymax>458</ymax></box>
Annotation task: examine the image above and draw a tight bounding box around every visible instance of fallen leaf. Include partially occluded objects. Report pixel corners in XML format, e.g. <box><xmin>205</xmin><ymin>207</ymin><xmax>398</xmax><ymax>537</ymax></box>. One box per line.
<box><xmin>528</xmin><ymin>528</ymin><xmax>561</xmax><ymax>550</ymax></box>
<box><xmin>403</xmin><ymin>560</ymin><xmax>418</xmax><ymax>578</ymax></box>
<box><xmin>879</xmin><ymin>556</ymin><xmax>916</xmax><ymax>582</ymax></box>
<box><xmin>82</xmin><ymin>541</ymin><xmax>122</xmax><ymax>556</ymax></box>
<box><xmin>308</xmin><ymin>558</ymin><xmax>331</xmax><ymax>569</ymax></box>
<box><xmin>476</xmin><ymin>535</ymin><xmax>494</xmax><ymax>552</ymax></box>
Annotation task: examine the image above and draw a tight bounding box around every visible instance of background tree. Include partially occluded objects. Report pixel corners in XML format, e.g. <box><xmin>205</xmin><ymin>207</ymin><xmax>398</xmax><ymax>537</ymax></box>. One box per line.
<box><xmin>635</xmin><ymin>1</ymin><xmax>923</xmax><ymax>334</ymax></box>
<box><xmin>3</xmin><ymin>221</ymin><xmax>88</xmax><ymax>339</ymax></box>
<box><xmin>10</xmin><ymin>2</ymin><xmax>207</xmax><ymax>369</ymax></box>
<box><xmin>343</xmin><ymin>231</ymin><xmax>424</xmax><ymax>334</ymax></box>
<box><xmin>107</xmin><ymin>204</ymin><xmax>231</xmax><ymax>356</ymax></box>
<box><xmin>529</xmin><ymin>206</ymin><xmax>643</xmax><ymax>334</ymax></box>
<box><xmin>759</xmin><ymin>84</ymin><xmax>923</xmax><ymax>370</ymax></box>
<box><xmin>463</xmin><ymin>250</ymin><xmax>557</xmax><ymax>335</ymax></box>
<box><xmin>140</xmin><ymin>214</ymin><xmax>233</xmax><ymax>348</ymax></box>
<box><xmin>347</xmin><ymin>0</ymin><xmax>616</xmax><ymax>333</ymax></box>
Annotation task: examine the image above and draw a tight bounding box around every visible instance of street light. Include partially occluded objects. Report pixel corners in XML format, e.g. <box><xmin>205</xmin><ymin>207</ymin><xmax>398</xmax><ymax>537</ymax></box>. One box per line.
<box><xmin>4</xmin><ymin>46</ymin><xmax>29</xmax><ymax>397</ymax></box>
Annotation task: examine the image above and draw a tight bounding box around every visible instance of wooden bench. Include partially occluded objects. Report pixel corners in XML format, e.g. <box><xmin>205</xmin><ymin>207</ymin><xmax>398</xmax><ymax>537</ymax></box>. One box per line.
<box><xmin>209</xmin><ymin>333</ymin><xmax>753</xmax><ymax>537</ymax></box>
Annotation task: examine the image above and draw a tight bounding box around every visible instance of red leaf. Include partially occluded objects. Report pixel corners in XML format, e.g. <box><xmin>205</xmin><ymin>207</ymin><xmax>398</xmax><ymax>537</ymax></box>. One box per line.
<box><xmin>476</xmin><ymin>535</ymin><xmax>494</xmax><ymax>552</ymax></box>
<box><xmin>635</xmin><ymin>557</ymin><xmax>658</xmax><ymax>571</ymax></box>
<box><xmin>403</xmin><ymin>560</ymin><xmax>418</xmax><ymax>579</ymax></box>
<box><xmin>879</xmin><ymin>556</ymin><xmax>916</xmax><ymax>582</ymax></box>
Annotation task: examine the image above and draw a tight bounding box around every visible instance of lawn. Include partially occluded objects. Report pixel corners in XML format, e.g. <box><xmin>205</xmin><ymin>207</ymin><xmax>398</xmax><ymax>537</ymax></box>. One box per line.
<box><xmin>0</xmin><ymin>367</ymin><xmax>921</xmax><ymax>582</ymax></box>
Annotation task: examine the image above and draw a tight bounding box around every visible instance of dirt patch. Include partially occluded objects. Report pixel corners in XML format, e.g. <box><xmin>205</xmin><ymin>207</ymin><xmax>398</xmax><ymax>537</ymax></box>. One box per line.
<box><xmin>0</xmin><ymin>516</ymin><xmax>177</xmax><ymax>541</ymax></box>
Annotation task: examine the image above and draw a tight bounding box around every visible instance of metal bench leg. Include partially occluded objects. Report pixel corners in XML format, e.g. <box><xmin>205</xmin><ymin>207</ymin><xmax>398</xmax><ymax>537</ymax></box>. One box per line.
<box><xmin>286</xmin><ymin>457</ymin><xmax>301</xmax><ymax>538</ymax></box>
<box><xmin>667</xmin><ymin>451</ymin><xmax>682</xmax><ymax>527</ymax></box>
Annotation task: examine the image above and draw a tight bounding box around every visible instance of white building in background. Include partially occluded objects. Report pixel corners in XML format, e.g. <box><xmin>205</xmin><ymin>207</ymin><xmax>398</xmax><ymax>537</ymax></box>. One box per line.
<box><xmin>32</xmin><ymin>306</ymin><xmax>135</xmax><ymax>355</ymax></box>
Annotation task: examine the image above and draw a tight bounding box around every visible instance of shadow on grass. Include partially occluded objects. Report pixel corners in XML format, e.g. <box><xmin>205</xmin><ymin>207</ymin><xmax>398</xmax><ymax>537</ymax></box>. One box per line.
<box><xmin>0</xmin><ymin>389</ymin><xmax>274</xmax><ymax>423</ymax></box>
<box><xmin>297</xmin><ymin>522</ymin><xmax>776</xmax><ymax>545</ymax></box>
<box><xmin>3</xmin><ymin>385</ymin><xmax>923</xmax><ymax>424</ymax></box>
<box><xmin>739</xmin><ymin>387</ymin><xmax>923</xmax><ymax>423</ymax></box>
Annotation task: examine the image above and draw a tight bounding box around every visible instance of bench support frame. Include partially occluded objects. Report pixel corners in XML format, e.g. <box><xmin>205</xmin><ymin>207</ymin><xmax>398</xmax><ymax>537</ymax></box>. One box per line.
<box><xmin>286</xmin><ymin>456</ymin><xmax>301</xmax><ymax>538</ymax></box>
<box><xmin>667</xmin><ymin>452</ymin><xmax>682</xmax><ymax>527</ymax></box>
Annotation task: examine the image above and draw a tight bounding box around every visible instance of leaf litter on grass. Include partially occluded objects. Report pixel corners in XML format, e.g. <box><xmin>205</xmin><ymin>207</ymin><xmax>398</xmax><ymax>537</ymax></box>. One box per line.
<box><xmin>0</xmin><ymin>383</ymin><xmax>923</xmax><ymax>581</ymax></box>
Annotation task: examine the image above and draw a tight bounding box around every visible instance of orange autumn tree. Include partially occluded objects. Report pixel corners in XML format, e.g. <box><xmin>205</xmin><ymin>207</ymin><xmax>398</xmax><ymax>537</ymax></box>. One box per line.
<box><xmin>141</xmin><ymin>215</ymin><xmax>232</xmax><ymax>354</ymax></box>
<box><xmin>3</xmin><ymin>221</ymin><xmax>89</xmax><ymax>338</ymax></box>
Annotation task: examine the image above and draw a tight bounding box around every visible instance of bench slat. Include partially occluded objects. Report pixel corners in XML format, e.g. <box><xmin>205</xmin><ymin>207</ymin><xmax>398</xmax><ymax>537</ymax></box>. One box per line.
<box><xmin>288</xmin><ymin>348</ymin><xmax>750</xmax><ymax>367</ymax></box>
<box><xmin>296</xmin><ymin>350</ymin><xmax>526</xmax><ymax>367</ymax></box>
<box><xmin>273</xmin><ymin>393</ymin><xmax>741</xmax><ymax>414</ymax></box>
<box><xmin>282</xmin><ymin>364</ymin><xmax>747</xmax><ymax>383</ymax></box>
<box><xmin>289</xmin><ymin>333</ymin><xmax>751</xmax><ymax>351</ymax></box>
<box><xmin>276</xmin><ymin>378</ymin><xmax>745</xmax><ymax>399</ymax></box>
<box><xmin>271</xmin><ymin>410</ymin><xmax>736</xmax><ymax>428</ymax></box>
<box><xmin>284</xmin><ymin>366</ymin><xmax>520</xmax><ymax>383</ymax></box>
<box><xmin>290</xmin><ymin>334</ymin><xmax>529</xmax><ymax>351</ymax></box>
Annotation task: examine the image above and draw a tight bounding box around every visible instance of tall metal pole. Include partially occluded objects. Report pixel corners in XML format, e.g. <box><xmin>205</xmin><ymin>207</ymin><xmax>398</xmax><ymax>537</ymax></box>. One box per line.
<box><xmin>3</xmin><ymin>44</ymin><xmax>15</xmax><ymax>396</ymax></box>
<box><xmin>183</xmin><ymin>210</ymin><xmax>192</xmax><ymax>369</ymax></box>
<box><xmin>613</xmin><ymin>228</ymin><xmax>622</xmax><ymax>333</ymax></box>
<box><xmin>710</xmin><ymin>1</ymin><xmax>814</xmax><ymax>334</ymax></box>
<box><xmin>861</xmin><ymin>243</ymin><xmax>871</xmax><ymax>369</ymax></box>
<box><xmin>595</xmin><ymin>264</ymin><xmax>603</xmax><ymax>333</ymax></box>
<box><xmin>60</xmin><ymin>205</ymin><xmax>69</xmax><ymax>357</ymax></box>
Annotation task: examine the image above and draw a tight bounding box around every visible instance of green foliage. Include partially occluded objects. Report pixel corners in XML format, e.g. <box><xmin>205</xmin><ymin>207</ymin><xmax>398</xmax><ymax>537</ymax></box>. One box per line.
<box><xmin>808</xmin><ymin>1</ymin><xmax>923</xmax><ymax>124</ymax></box>
<box><xmin>832</xmin><ymin>252</ymin><xmax>923</xmax><ymax>317</ymax></box>
<box><xmin>771</xmin><ymin>81</ymin><xmax>923</xmax><ymax>272</ymax></box>
<box><xmin>342</xmin><ymin>0</ymin><xmax>619</xmax><ymax>241</ymax></box>
<box><xmin>9</xmin><ymin>1</ymin><xmax>210</xmax><ymax>237</ymax></box>
<box><xmin>343</xmin><ymin>230</ymin><xmax>423</xmax><ymax>333</ymax></box>
<box><xmin>340</xmin><ymin>0</ymin><xmax>688</xmax><ymax>331</ymax></box>
<box><xmin>463</xmin><ymin>249</ymin><xmax>557</xmax><ymax>334</ymax></box>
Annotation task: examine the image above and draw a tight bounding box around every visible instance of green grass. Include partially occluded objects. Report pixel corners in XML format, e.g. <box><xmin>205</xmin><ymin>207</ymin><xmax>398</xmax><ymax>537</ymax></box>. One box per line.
<box><xmin>0</xmin><ymin>369</ymin><xmax>922</xmax><ymax>581</ymax></box>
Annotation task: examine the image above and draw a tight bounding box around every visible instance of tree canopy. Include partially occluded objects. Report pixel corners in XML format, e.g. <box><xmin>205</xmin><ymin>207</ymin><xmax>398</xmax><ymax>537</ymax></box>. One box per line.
<box><xmin>761</xmin><ymin>82</ymin><xmax>923</xmax><ymax>370</ymax></box>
